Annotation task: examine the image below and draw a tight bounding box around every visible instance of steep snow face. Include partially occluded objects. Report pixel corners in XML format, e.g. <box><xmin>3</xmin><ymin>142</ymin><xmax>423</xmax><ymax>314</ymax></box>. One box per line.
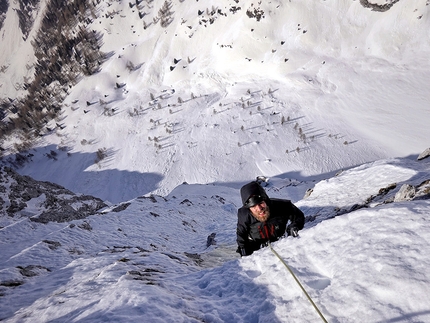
<box><xmin>1</xmin><ymin>0</ymin><xmax>430</xmax><ymax>202</ymax></box>
<box><xmin>0</xmin><ymin>157</ymin><xmax>429</xmax><ymax>322</ymax></box>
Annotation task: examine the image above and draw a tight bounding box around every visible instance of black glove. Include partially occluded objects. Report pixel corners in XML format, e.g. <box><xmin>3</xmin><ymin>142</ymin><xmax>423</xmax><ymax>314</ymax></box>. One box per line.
<box><xmin>236</xmin><ymin>247</ymin><xmax>248</xmax><ymax>257</ymax></box>
<box><xmin>287</xmin><ymin>226</ymin><xmax>299</xmax><ymax>237</ymax></box>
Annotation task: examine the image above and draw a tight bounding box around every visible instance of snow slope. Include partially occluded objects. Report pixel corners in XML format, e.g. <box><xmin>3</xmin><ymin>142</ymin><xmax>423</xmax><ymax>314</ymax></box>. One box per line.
<box><xmin>1</xmin><ymin>157</ymin><xmax>430</xmax><ymax>322</ymax></box>
<box><xmin>1</xmin><ymin>0</ymin><xmax>430</xmax><ymax>321</ymax></box>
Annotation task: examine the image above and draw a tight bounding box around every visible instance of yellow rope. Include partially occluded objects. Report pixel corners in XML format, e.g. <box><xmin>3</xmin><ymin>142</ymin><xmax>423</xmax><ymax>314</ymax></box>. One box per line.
<box><xmin>268</xmin><ymin>242</ymin><xmax>328</xmax><ymax>323</ymax></box>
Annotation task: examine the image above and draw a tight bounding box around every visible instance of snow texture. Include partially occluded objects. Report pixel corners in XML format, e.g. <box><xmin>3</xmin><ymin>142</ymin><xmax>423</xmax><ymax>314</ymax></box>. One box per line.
<box><xmin>1</xmin><ymin>0</ymin><xmax>430</xmax><ymax>322</ymax></box>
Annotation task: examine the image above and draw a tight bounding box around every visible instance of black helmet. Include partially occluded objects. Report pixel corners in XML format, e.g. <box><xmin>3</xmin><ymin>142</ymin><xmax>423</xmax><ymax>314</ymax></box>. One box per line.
<box><xmin>240</xmin><ymin>181</ymin><xmax>269</xmax><ymax>208</ymax></box>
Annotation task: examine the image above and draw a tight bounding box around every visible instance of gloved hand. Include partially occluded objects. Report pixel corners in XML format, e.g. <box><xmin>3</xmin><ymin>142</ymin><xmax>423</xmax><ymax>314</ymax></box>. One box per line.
<box><xmin>236</xmin><ymin>247</ymin><xmax>248</xmax><ymax>257</ymax></box>
<box><xmin>287</xmin><ymin>225</ymin><xmax>299</xmax><ymax>237</ymax></box>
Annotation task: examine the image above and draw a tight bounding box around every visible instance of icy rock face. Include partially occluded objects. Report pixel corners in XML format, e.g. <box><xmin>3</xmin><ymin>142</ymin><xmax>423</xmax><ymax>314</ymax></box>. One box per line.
<box><xmin>417</xmin><ymin>148</ymin><xmax>430</xmax><ymax>161</ymax></box>
<box><xmin>394</xmin><ymin>180</ymin><xmax>430</xmax><ymax>202</ymax></box>
<box><xmin>394</xmin><ymin>184</ymin><xmax>416</xmax><ymax>202</ymax></box>
<box><xmin>0</xmin><ymin>166</ymin><xmax>107</xmax><ymax>224</ymax></box>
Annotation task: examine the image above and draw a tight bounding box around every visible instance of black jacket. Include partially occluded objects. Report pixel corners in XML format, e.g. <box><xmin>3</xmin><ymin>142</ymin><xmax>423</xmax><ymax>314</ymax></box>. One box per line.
<box><xmin>236</xmin><ymin>198</ymin><xmax>305</xmax><ymax>256</ymax></box>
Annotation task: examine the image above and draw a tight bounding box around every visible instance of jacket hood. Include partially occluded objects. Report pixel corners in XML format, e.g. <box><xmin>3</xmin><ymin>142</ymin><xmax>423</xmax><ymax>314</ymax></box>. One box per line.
<box><xmin>240</xmin><ymin>181</ymin><xmax>269</xmax><ymax>208</ymax></box>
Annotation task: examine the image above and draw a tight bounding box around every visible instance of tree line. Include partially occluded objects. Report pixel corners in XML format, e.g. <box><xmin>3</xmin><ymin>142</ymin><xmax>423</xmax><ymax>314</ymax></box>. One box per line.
<box><xmin>0</xmin><ymin>0</ymin><xmax>109</xmax><ymax>154</ymax></box>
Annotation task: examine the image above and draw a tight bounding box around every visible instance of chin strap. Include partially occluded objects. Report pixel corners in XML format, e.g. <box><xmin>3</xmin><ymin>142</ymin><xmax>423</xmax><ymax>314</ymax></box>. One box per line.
<box><xmin>268</xmin><ymin>242</ymin><xmax>328</xmax><ymax>323</ymax></box>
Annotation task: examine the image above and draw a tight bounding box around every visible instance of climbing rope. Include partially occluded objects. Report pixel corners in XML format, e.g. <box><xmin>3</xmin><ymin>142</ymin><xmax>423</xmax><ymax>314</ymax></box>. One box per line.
<box><xmin>268</xmin><ymin>242</ymin><xmax>328</xmax><ymax>323</ymax></box>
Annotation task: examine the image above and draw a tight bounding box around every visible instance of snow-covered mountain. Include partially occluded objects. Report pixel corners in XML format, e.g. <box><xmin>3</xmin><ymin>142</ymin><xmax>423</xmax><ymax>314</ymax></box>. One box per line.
<box><xmin>1</xmin><ymin>0</ymin><xmax>430</xmax><ymax>321</ymax></box>
<box><xmin>1</xmin><ymin>0</ymin><xmax>429</xmax><ymax>200</ymax></box>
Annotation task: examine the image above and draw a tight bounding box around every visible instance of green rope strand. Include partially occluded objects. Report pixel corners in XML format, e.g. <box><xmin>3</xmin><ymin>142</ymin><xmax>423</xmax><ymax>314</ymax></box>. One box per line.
<box><xmin>268</xmin><ymin>242</ymin><xmax>328</xmax><ymax>323</ymax></box>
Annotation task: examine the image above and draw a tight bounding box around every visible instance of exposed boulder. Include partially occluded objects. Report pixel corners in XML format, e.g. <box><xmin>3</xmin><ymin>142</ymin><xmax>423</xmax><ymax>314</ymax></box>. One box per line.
<box><xmin>417</xmin><ymin>148</ymin><xmax>430</xmax><ymax>161</ymax></box>
<box><xmin>359</xmin><ymin>0</ymin><xmax>400</xmax><ymax>12</ymax></box>
<box><xmin>394</xmin><ymin>184</ymin><xmax>416</xmax><ymax>202</ymax></box>
<box><xmin>394</xmin><ymin>180</ymin><xmax>430</xmax><ymax>202</ymax></box>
